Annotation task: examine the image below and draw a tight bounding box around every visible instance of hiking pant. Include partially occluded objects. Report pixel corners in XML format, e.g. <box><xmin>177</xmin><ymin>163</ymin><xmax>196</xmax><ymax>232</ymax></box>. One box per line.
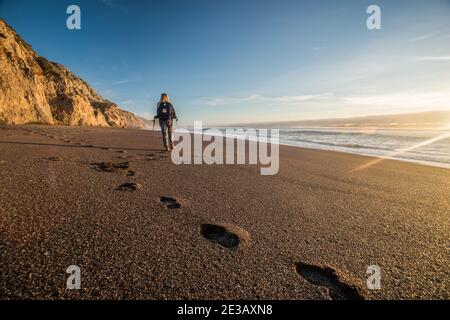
<box><xmin>159</xmin><ymin>119</ymin><xmax>173</xmax><ymax>149</ymax></box>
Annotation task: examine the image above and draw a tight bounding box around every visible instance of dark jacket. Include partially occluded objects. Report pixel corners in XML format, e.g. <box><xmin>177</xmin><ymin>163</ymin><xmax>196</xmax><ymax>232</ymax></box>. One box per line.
<box><xmin>154</xmin><ymin>102</ymin><xmax>177</xmax><ymax>122</ymax></box>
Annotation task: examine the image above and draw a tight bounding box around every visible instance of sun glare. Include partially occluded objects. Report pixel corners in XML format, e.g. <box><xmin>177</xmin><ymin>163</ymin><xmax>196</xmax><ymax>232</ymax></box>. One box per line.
<box><xmin>353</xmin><ymin>128</ymin><xmax>450</xmax><ymax>172</ymax></box>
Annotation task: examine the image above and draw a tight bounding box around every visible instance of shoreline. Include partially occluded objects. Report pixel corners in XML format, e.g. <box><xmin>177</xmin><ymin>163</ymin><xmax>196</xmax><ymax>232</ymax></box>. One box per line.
<box><xmin>278</xmin><ymin>140</ymin><xmax>450</xmax><ymax>170</ymax></box>
<box><xmin>161</xmin><ymin>126</ymin><xmax>450</xmax><ymax>170</ymax></box>
<box><xmin>4</xmin><ymin>123</ymin><xmax>450</xmax><ymax>170</ymax></box>
<box><xmin>4</xmin><ymin>124</ymin><xmax>450</xmax><ymax>170</ymax></box>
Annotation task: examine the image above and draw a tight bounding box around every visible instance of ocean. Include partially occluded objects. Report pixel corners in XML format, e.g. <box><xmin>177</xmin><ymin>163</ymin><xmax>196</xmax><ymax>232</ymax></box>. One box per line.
<box><xmin>276</xmin><ymin>128</ymin><xmax>450</xmax><ymax>168</ymax></box>
<box><xmin>182</xmin><ymin>127</ymin><xmax>450</xmax><ymax>169</ymax></box>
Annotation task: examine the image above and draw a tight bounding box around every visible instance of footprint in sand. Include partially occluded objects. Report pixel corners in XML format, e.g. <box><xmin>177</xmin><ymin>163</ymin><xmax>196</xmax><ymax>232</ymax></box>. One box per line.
<box><xmin>200</xmin><ymin>224</ymin><xmax>240</xmax><ymax>248</ymax></box>
<box><xmin>149</xmin><ymin>154</ymin><xmax>168</xmax><ymax>161</ymax></box>
<box><xmin>116</xmin><ymin>182</ymin><xmax>141</xmax><ymax>192</ymax></box>
<box><xmin>92</xmin><ymin>161</ymin><xmax>130</xmax><ymax>172</ymax></box>
<box><xmin>160</xmin><ymin>196</ymin><xmax>181</xmax><ymax>209</ymax></box>
<box><xmin>47</xmin><ymin>156</ymin><xmax>64</xmax><ymax>162</ymax></box>
<box><xmin>295</xmin><ymin>263</ymin><xmax>363</xmax><ymax>300</ymax></box>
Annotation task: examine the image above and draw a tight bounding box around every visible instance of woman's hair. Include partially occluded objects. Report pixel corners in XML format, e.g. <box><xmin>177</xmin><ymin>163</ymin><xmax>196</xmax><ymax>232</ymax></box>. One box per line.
<box><xmin>160</xmin><ymin>93</ymin><xmax>170</xmax><ymax>103</ymax></box>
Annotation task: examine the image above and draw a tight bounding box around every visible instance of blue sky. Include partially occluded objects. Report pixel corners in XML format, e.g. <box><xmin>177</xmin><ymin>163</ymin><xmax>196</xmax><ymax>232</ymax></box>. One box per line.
<box><xmin>1</xmin><ymin>0</ymin><xmax>450</xmax><ymax>125</ymax></box>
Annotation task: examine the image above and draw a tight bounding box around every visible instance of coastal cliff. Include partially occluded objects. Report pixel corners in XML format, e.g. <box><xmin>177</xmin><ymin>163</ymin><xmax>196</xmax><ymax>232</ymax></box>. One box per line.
<box><xmin>0</xmin><ymin>19</ymin><xmax>144</xmax><ymax>128</ymax></box>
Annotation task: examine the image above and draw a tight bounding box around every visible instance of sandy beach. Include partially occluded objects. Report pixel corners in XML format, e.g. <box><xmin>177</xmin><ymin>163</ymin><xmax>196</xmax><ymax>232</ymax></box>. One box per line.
<box><xmin>0</xmin><ymin>124</ymin><xmax>448</xmax><ymax>300</ymax></box>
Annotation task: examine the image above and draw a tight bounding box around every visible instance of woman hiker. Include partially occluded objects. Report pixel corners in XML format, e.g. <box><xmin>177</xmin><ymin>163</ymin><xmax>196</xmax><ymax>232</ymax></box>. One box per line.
<box><xmin>154</xmin><ymin>93</ymin><xmax>178</xmax><ymax>151</ymax></box>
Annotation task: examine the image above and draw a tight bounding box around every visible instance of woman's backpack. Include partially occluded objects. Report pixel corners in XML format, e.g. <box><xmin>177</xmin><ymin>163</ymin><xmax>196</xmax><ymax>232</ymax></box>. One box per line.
<box><xmin>158</xmin><ymin>102</ymin><xmax>174</xmax><ymax>121</ymax></box>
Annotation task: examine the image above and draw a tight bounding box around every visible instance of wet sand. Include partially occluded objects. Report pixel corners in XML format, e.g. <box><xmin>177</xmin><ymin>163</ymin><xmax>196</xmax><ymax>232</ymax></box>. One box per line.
<box><xmin>0</xmin><ymin>124</ymin><xmax>448</xmax><ymax>300</ymax></box>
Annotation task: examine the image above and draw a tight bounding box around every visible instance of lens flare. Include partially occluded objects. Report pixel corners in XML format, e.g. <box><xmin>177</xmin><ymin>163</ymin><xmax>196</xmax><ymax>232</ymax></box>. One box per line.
<box><xmin>353</xmin><ymin>127</ymin><xmax>450</xmax><ymax>172</ymax></box>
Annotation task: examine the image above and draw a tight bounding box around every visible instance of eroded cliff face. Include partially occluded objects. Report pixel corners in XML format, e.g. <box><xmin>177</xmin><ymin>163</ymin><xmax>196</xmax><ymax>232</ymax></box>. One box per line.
<box><xmin>0</xmin><ymin>19</ymin><xmax>144</xmax><ymax>128</ymax></box>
